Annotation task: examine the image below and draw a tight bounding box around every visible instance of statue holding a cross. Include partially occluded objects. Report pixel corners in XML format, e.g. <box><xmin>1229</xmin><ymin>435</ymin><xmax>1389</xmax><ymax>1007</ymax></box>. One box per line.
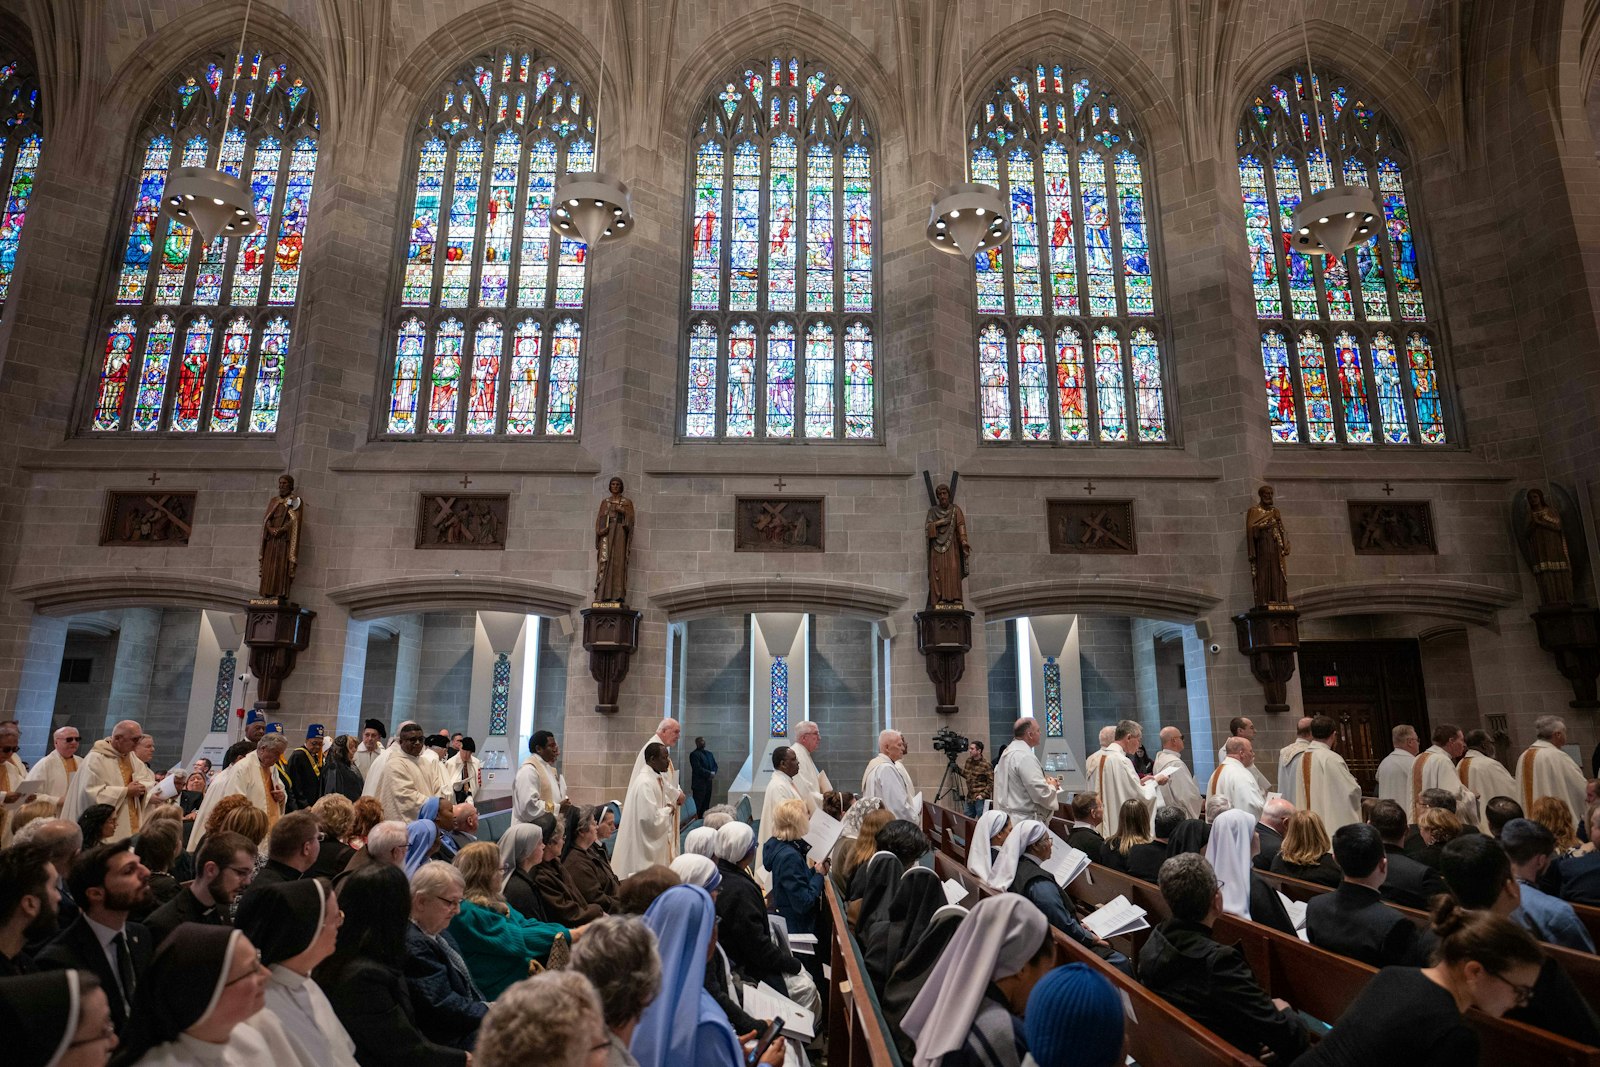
<box><xmin>594</xmin><ymin>476</ymin><xmax>634</xmax><ymax>605</ymax></box>
<box><xmin>259</xmin><ymin>474</ymin><xmax>304</xmax><ymax>600</ymax></box>
<box><xmin>924</xmin><ymin>473</ymin><xmax>971</xmax><ymax>608</ymax></box>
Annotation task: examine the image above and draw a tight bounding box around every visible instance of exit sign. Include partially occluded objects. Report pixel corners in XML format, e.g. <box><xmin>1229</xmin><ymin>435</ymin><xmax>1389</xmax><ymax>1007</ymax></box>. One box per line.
<box><xmin>1323</xmin><ymin>675</ymin><xmax>1340</xmax><ymax>687</ymax></box>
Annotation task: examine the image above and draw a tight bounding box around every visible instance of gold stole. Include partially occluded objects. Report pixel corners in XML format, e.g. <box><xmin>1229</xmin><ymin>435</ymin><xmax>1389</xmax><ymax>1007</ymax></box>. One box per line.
<box><xmin>117</xmin><ymin>756</ymin><xmax>141</xmax><ymax>834</ymax></box>
<box><xmin>1208</xmin><ymin>763</ymin><xmax>1225</xmax><ymax>796</ymax></box>
<box><xmin>1457</xmin><ymin>757</ymin><xmax>1473</xmax><ymax>788</ymax></box>
<box><xmin>1520</xmin><ymin>748</ymin><xmax>1539</xmax><ymax>813</ymax></box>
<box><xmin>1411</xmin><ymin>752</ymin><xmax>1432</xmax><ymax>817</ymax></box>
<box><xmin>536</xmin><ymin>757</ymin><xmax>558</xmax><ymax>809</ymax></box>
<box><xmin>62</xmin><ymin>756</ymin><xmax>76</xmax><ymax>772</ymax></box>
<box><xmin>259</xmin><ymin>763</ymin><xmax>282</xmax><ymax>827</ymax></box>
<box><xmin>1301</xmin><ymin>749</ymin><xmax>1314</xmax><ymax>808</ymax></box>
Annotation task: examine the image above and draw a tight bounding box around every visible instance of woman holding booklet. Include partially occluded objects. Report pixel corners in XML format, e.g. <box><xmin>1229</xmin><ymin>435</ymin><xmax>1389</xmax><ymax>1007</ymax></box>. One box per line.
<box><xmin>990</xmin><ymin>819</ymin><xmax>1133</xmax><ymax>974</ymax></box>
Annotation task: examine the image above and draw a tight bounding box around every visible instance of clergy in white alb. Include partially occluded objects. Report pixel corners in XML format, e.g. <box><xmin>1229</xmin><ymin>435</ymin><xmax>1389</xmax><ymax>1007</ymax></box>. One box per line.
<box><xmin>1206</xmin><ymin>738</ymin><xmax>1266</xmax><ymax>821</ymax></box>
<box><xmin>27</xmin><ymin>727</ymin><xmax>83</xmax><ymax>809</ymax></box>
<box><xmin>1218</xmin><ymin>715</ymin><xmax>1273</xmax><ymax>797</ymax></box>
<box><xmin>0</xmin><ymin>724</ymin><xmax>31</xmax><ymax>844</ymax></box>
<box><xmin>613</xmin><ymin>742</ymin><xmax>681</xmax><ymax>877</ymax></box>
<box><xmin>993</xmin><ymin>717</ymin><xmax>1061</xmax><ymax>822</ymax></box>
<box><xmin>792</xmin><ymin>721</ymin><xmax>832</xmax><ymax>811</ymax></box>
<box><xmin>353</xmin><ymin>719</ymin><xmax>385</xmax><ymax>779</ymax></box>
<box><xmin>443</xmin><ymin>742</ymin><xmax>482</xmax><ymax>803</ymax></box>
<box><xmin>1412</xmin><ymin>724</ymin><xmax>1478</xmax><ymax>830</ymax></box>
<box><xmin>66</xmin><ymin>719</ymin><xmax>157</xmax><ymax>839</ymax></box>
<box><xmin>1086</xmin><ymin>720</ymin><xmax>1158</xmax><ymax>838</ymax></box>
<box><xmin>377</xmin><ymin>725</ymin><xmax>441</xmax><ymax>824</ymax></box>
<box><xmin>1517</xmin><ymin>716</ymin><xmax>1590</xmax><ymax>835</ymax></box>
<box><xmin>629</xmin><ymin>718</ymin><xmax>683</xmax><ymax>804</ymax></box>
<box><xmin>187</xmin><ymin>736</ymin><xmax>288</xmax><ymax>852</ymax></box>
<box><xmin>1082</xmin><ymin>726</ymin><xmax>1118</xmax><ymax>798</ymax></box>
<box><xmin>1282</xmin><ymin>717</ymin><xmax>1362</xmax><ymax>831</ymax></box>
<box><xmin>1276</xmin><ymin>717</ymin><xmax>1313</xmax><ymax>789</ymax></box>
<box><xmin>1375</xmin><ymin>724</ymin><xmax>1421</xmax><ymax>823</ymax></box>
<box><xmin>861</xmin><ymin>729</ymin><xmax>919</xmax><ymax>821</ymax></box>
<box><xmin>1154</xmin><ymin>726</ymin><xmax>1204</xmax><ymax>819</ymax></box>
<box><xmin>755</xmin><ymin>746</ymin><xmax>807</xmax><ymax>887</ymax></box>
<box><xmin>512</xmin><ymin>730</ymin><xmax>566</xmax><ymax>823</ymax></box>
<box><xmin>1459</xmin><ymin>732</ymin><xmax>1521</xmax><ymax>833</ymax></box>
<box><xmin>360</xmin><ymin>718</ymin><xmax>418</xmax><ymax>797</ymax></box>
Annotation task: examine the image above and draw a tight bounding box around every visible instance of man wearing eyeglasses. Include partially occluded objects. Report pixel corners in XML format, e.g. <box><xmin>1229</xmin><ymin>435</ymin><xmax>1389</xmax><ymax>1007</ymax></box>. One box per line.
<box><xmin>405</xmin><ymin>859</ymin><xmax>488</xmax><ymax>1050</ymax></box>
<box><xmin>143</xmin><ymin>830</ymin><xmax>258</xmax><ymax>949</ymax></box>
<box><xmin>30</xmin><ymin>727</ymin><xmax>83</xmax><ymax>811</ymax></box>
<box><xmin>378</xmin><ymin>723</ymin><xmax>441</xmax><ymax>823</ymax></box>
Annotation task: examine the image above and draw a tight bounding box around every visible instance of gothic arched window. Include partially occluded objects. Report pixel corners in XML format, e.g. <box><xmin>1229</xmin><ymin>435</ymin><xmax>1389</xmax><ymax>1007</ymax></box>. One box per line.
<box><xmin>681</xmin><ymin>57</ymin><xmax>877</xmax><ymax>440</ymax></box>
<box><xmin>383</xmin><ymin>47</ymin><xmax>593</xmax><ymax>438</ymax></box>
<box><xmin>970</xmin><ymin>63</ymin><xmax>1168</xmax><ymax>444</ymax></box>
<box><xmin>0</xmin><ymin>55</ymin><xmax>42</xmax><ymax>319</ymax></box>
<box><xmin>1239</xmin><ymin>65</ymin><xmax>1447</xmax><ymax>446</ymax></box>
<box><xmin>89</xmin><ymin>48</ymin><xmax>318</xmax><ymax>434</ymax></box>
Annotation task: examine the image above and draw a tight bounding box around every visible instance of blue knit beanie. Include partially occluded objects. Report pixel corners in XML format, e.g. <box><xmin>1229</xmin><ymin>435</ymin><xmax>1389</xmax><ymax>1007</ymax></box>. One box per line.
<box><xmin>1023</xmin><ymin>963</ymin><xmax>1124</xmax><ymax>1067</ymax></box>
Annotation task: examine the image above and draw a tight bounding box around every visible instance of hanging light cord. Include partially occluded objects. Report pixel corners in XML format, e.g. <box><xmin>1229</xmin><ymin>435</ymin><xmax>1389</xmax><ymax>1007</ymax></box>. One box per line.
<box><xmin>593</xmin><ymin>0</ymin><xmax>610</xmax><ymax>170</ymax></box>
<box><xmin>216</xmin><ymin>0</ymin><xmax>256</xmax><ymax>168</ymax></box>
<box><xmin>1298</xmin><ymin>0</ymin><xmax>1332</xmax><ymax>168</ymax></box>
<box><xmin>952</xmin><ymin>0</ymin><xmax>969</xmax><ymax>181</ymax></box>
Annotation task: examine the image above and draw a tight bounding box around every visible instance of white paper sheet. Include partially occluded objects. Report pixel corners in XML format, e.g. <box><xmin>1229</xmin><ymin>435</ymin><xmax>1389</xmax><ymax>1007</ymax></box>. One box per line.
<box><xmin>1081</xmin><ymin>895</ymin><xmax>1150</xmax><ymax>940</ymax></box>
<box><xmin>153</xmin><ymin>775</ymin><xmax>180</xmax><ymax>801</ymax></box>
<box><xmin>744</xmin><ymin>982</ymin><xmax>816</xmax><ymax>1040</ymax></box>
<box><xmin>14</xmin><ymin>772</ymin><xmax>49</xmax><ymax>795</ymax></box>
<box><xmin>1119</xmin><ymin>987</ymin><xmax>1139</xmax><ymax>1025</ymax></box>
<box><xmin>1280</xmin><ymin>892</ymin><xmax>1308</xmax><ymax>933</ymax></box>
<box><xmin>802</xmin><ymin>808</ymin><xmax>844</xmax><ymax>860</ymax></box>
<box><xmin>942</xmin><ymin>877</ymin><xmax>969</xmax><ymax>906</ymax></box>
<box><xmin>789</xmin><ymin>933</ymin><xmax>819</xmax><ymax>955</ymax></box>
<box><xmin>911</xmin><ymin>791</ymin><xmax>925</xmax><ymax>815</ymax></box>
<box><xmin>1039</xmin><ymin>835</ymin><xmax>1091</xmax><ymax>887</ymax></box>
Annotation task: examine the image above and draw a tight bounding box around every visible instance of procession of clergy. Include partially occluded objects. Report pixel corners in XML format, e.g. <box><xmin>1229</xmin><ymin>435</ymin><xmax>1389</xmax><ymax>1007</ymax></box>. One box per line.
<box><xmin>1</xmin><ymin>703</ymin><xmax>1594</xmax><ymax>1067</ymax></box>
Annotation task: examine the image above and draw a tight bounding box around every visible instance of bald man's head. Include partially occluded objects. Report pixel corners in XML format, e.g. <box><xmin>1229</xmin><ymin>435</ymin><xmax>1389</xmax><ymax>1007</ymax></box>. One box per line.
<box><xmin>1098</xmin><ymin>725</ymin><xmax>1116</xmax><ymax>748</ymax></box>
<box><xmin>1261</xmin><ymin>797</ymin><xmax>1295</xmax><ymax>830</ymax></box>
<box><xmin>1296</xmin><ymin>717</ymin><xmax>1313</xmax><ymax>739</ymax></box>
<box><xmin>878</xmin><ymin>730</ymin><xmax>907</xmax><ymax>760</ymax></box>
<box><xmin>1159</xmin><ymin>726</ymin><xmax>1184</xmax><ymax>752</ymax></box>
<box><xmin>1224</xmin><ymin>737</ymin><xmax>1254</xmax><ymax>766</ymax></box>
<box><xmin>656</xmin><ymin>718</ymin><xmax>681</xmax><ymax>746</ymax></box>
<box><xmin>110</xmin><ymin>720</ymin><xmax>142</xmax><ymax>755</ymax></box>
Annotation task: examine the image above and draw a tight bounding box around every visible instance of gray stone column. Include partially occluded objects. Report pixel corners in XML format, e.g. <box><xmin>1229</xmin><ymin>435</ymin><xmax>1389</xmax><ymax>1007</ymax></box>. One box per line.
<box><xmin>106</xmin><ymin>608</ymin><xmax>161</xmax><ymax>731</ymax></box>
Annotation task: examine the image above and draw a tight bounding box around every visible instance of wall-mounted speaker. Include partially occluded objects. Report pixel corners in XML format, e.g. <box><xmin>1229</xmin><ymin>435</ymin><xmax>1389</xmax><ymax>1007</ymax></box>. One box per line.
<box><xmin>1194</xmin><ymin>618</ymin><xmax>1212</xmax><ymax>642</ymax></box>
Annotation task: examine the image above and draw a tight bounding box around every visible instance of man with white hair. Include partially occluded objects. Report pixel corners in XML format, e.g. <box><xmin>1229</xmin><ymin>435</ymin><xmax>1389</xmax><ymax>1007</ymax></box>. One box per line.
<box><xmin>1154</xmin><ymin>726</ymin><xmax>1203</xmax><ymax>819</ymax></box>
<box><xmin>66</xmin><ymin>719</ymin><xmax>154</xmax><ymax>838</ymax></box>
<box><xmin>1204</xmin><ymin>794</ymin><xmax>1233</xmax><ymax>822</ymax></box>
<box><xmin>1375</xmin><ymin>724</ymin><xmax>1420</xmax><ymax>822</ymax></box>
<box><xmin>993</xmin><ymin>717</ymin><xmax>1061</xmax><ymax>821</ymax></box>
<box><xmin>1207</xmin><ymin>737</ymin><xmax>1265</xmax><ymax>821</ymax></box>
<box><xmin>1254</xmin><ymin>796</ymin><xmax>1295</xmax><ymax>870</ymax></box>
<box><xmin>861</xmin><ymin>729</ymin><xmax>918</xmax><ymax>820</ymax></box>
<box><xmin>1087</xmin><ymin>720</ymin><xmax>1158</xmax><ymax>837</ymax></box>
<box><xmin>792</xmin><ymin>721</ymin><xmax>832</xmax><ymax>811</ymax></box>
<box><xmin>1518</xmin><ymin>716</ymin><xmax>1589</xmax><ymax>835</ymax></box>
<box><xmin>629</xmin><ymin>718</ymin><xmax>683</xmax><ymax>806</ymax></box>
<box><xmin>1083</xmin><ymin>725</ymin><xmax>1119</xmax><ymax>797</ymax></box>
<box><xmin>186</xmin><ymin>734</ymin><xmax>290</xmax><ymax>851</ymax></box>
<box><xmin>29</xmin><ymin>727</ymin><xmax>84</xmax><ymax>810</ymax></box>
<box><xmin>1282</xmin><ymin>715</ymin><xmax>1362</xmax><ymax>831</ymax></box>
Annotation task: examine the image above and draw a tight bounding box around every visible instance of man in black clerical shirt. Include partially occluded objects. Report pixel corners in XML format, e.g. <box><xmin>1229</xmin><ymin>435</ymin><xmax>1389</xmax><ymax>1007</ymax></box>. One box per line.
<box><xmin>1253</xmin><ymin>797</ymin><xmax>1292</xmax><ymax>871</ymax></box>
<box><xmin>1139</xmin><ymin>853</ymin><xmax>1310</xmax><ymax>1062</ymax></box>
<box><xmin>1307</xmin><ymin>823</ymin><xmax>1435</xmax><ymax>967</ymax></box>
<box><xmin>142</xmin><ymin>831</ymin><xmax>257</xmax><ymax>947</ymax></box>
<box><xmin>1065</xmin><ymin>792</ymin><xmax>1108</xmax><ymax>861</ymax></box>
<box><xmin>244</xmin><ymin>810</ymin><xmax>320</xmax><ymax>894</ymax></box>
<box><xmin>1368</xmin><ymin>799</ymin><xmax>1448</xmax><ymax>910</ymax></box>
<box><xmin>0</xmin><ymin>843</ymin><xmax>59</xmax><ymax>975</ymax></box>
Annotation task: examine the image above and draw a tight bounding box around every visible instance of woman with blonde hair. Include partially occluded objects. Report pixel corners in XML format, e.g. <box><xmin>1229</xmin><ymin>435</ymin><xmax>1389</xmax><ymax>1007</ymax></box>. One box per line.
<box><xmin>840</xmin><ymin>807</ymin><xmax>894</xmax><ymax>896</ymax></box>
<box><xmin>217</xmin><ymin>803</ymin><xmax>269</xmax><ymax>853</ymax></box>
<box><xmin>1102</xmin><ymin>799</ymin><xmax>1154</xmax><ymax>871</ymax></box>
<box><xmin>764</xmin><ymin>797</ymin><xmax>826</xmax><ymax>937</ymax></box>
<box><xmin>448</xmin><ymin>841</ymin><xmax>573</xmax><ymax>999</ymax></box>
<box><xmin>1417</xmin><ymin>807</ymin><xmax>1465</xmax><ymax>869</ymax></box>
<box><xmin>1269</xmin><ymin>809</ymin><xmax>1342</xmax><ymax>887</ymax></box>
<box><xmin>1531</xmin><ymin>796</ymin><xmax>1583</xmax><ymax>857</ymax></box>
<box><xmin>309</xmin><ymin>793</ymin><xmax>357</xmax><ymax>880</ymax></box>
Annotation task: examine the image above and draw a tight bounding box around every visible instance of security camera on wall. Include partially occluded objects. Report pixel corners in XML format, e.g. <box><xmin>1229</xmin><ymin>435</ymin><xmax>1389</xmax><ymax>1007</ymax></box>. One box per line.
<box><xmin>1209</xmin><ymin>642</ymin><xmax>1222</xmax><ymax>655</ymax></box>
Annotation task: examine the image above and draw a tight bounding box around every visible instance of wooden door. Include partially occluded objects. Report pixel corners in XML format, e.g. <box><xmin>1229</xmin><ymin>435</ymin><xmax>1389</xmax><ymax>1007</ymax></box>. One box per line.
<box><xmin>1299</xmin><ymin>640</ymin><xmax>1429</xmax><ymax>796</ymax></box>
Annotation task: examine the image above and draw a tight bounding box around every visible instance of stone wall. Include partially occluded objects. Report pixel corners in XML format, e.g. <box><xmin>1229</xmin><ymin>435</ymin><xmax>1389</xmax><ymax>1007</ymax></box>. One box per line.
<box><xmin>1079</xmin><ymin>616</ymin><xmax>1136</xmax><ymax>744</ymax></box>
<box><xmin>808</xmin><ymin>614</ymin><xmax>877</xmax><ymax>791</ymax></box>
<box><xmin>52</xmin><ymin>630</ymin><xmax>117</xmax><ymax>754</ymax></box>
<box><xmin>678</xmin><ymin>617</ymin><xmax>751</xmax><ymax>806</ymax></box>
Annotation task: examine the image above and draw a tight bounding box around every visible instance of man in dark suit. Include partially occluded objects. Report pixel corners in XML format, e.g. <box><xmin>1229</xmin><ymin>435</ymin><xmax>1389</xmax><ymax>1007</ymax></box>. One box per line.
<box><xmin>144</xmin><ymin>831</ymin><xmax>257</xmax><ymax>947</ymax></box>
<box><xmin>36</xmin><ymin>839</ymin><xmax>154</xmax><ymax>1034</ymax></box>
<box><xmin>1253</xmin><ymin>797</ymin><xmax>1293</xmax><ymax>871</ymax></box>
<box><xmin>1307</xmin><ymin>823</ymin><xmax>1436</xmax><ymax>967</ymax></box>
<box><xmin>1368</xmin><ymin>799</ymin><xmax>1448</xmax><ymax>909</ymax></box>
<box><xmin>1065</xmin><ymin>792</ymin><xmax>1108</xmax><ymax>861</ymax></box>
<box><xmin>243</xmin><ymin>810</ymin><xmax>319</xmax><ymax>896</ymax></box>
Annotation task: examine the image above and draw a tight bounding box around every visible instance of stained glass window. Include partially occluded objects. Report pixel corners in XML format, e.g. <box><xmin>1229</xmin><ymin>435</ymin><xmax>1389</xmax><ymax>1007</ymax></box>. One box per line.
<box><xmin>681</xmin><ymin>56</ymin><xmax>876</xmax><ymax>439</ymax></box>
<box><xmin>971</xmin><ymin>63</ymin><xmax>1168</xmax><ymax>444</ymax></box>
<box><xmin>0</xmin><ymin>56</ymin><xmax>43</xmax><ymax>318</ymax></box>
<box><xmin>770</xmin><ymin>656</ymin><xmax>789</xmax><ymax>737</ymax></box>
<box><xmin>89</xmin><ymin>48</ymin><xmax>317</xmax><ymax>434</ymax></box>
<box><xmin>384</xmin><ymin>47</ymin><xmax>592</xmax><ymax>437</ymax></box>
<box><xmin>1238</xmin><ymin>64</ymin><xmax>1448</xmax><ymax>446</ymax></box>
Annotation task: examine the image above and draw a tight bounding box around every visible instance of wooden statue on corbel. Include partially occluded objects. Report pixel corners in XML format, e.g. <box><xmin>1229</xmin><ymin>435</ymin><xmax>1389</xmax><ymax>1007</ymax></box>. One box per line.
<box><xmin>915</xmin><ymin>471</ymin><xmax>974</xmax><ymax>714</ymax></box>
<box><xmin>1514</xmin><ymin>485</ymin><xmax>1600</xmax><ymax>708</ymax></box>
<box><xmin>245</xmin><ymin>474</ymin><xmax>315</xmax><ymax>716</ymax></box>
<box><xmin>1234</xmin><ymin>484</ymin><xmax>1300</xmax><ymax>715</ymax></box>
<box><xmin>582</xmin><ymin>476</ymin><xmax>642</xmax><ymax>714</ymax></box>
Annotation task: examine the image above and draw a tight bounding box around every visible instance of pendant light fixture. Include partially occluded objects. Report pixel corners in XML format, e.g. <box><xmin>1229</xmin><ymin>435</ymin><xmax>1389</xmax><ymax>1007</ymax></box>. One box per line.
<box><xmin>159</xmin><ymin>0</ymin><xmax>262</xmax><ymax>242</ymax></box>
<box><xmin>551</xmin><ymin>0</ymin><xmax>633</xmax><ymax>245</ymax></box>
<box><xmin>1287</xmin><ymin>5</ymin><xmax>1379</xmax><ymax>256</ymax></box>
<box><xmin>927</xmin><ymin>0</ymin><xmax>1008</xmax><ymax>257</ymax></box>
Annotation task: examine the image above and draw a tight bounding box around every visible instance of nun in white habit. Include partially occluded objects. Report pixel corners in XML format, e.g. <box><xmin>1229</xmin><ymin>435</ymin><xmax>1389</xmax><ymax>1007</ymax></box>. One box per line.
<box><xmin>232</xmin><ymin>879</ymin><xmax>358</xmax><ymax>1067</ymax></box>
<box><xmin>1203</xmin><ymin>808</ymin><xmax>1298</xmax><ymax>938</ymax></box>
<box><xmin>966</xmin><ymin>809</ymin><xmax>1012</xmax><ymax>889</ymax></box>
<box><xmin>899</xmin><ymin>893</ymin><xmax>1053</xmax><ymax>1067</ymax></box>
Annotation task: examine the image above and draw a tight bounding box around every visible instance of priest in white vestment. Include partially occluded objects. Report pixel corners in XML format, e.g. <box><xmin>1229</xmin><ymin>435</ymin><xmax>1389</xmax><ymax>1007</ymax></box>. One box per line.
<box><xmin>28</xmin><ymin>726</ymin><xmax>83</xmax><ymax>809</ymax></box>
<box><xmin>512</xmin><ymin>730</ymin><xmax>567</xmax><ymax>823</ymax></box>
<box><xmin>1206</xmin><ymin>738</ymin><xmax>1265</xmax><ymax>821</ymax></box>
<box><xmin>1282</xmin><ymin>717</ymin><xmax>1362</xmax><ymax>831</ymax></box>
<box><xmin>67</xmin><ymin>719</ymin><xmax>157</xmax><ymax>839</ymax></box>
<box><xmin>792</xmin><ymin>721</ymin><xmax>832</xmax><ymax>811</ymax></box>
<box><xmin>1084</xmin><ymin>720</ymin><xmax>1158</xmax><ymax>838</ymax></box>
<box><xmin>993</xmin><ymin>717</ymin><xmax>1061</xmax><ymax>821</ymax></box>
<box><xmin>1218</xmin><ymin>715</ymin><xmax>1273</xmax><ymax>796</ymax></box>
<box><xmin>755</xmin><ymin>746</ymin><xmax>807</xmax><ymax>887</ymax></box>
<box><xmin>361</xmin><ymin>719</ymin><xmax>415</xmax><ymax>797</ymax></box>
<box><xmin>629</xmin><ymin>718</ymin><xmax>683</xmax><ymax>804</ymax></box>
<box><xmin>1375</xmin><ymin>724</ymin><xmax>1421</xmax><ymax>823</ymax></box>
<box><xmin>353</xmin><ymin>719</ymin><xmax>385</xmax><ymax>779</ymax></box>
<box><xmin>861</xmin><ymin>729</ymin><xmax>919</xmax><ymax>821</ymax></box>
<box><xmin>376</xmin><ymin>725</ymin><xmax>440</xmax><ymax>823</ymax></box>
<box><xmin>1275</xmin><ymin>717</ymin><xmax>1313</xmax><ymax>791</ymax></box>
<box><xmin>1460</xmin><ymin>730</ymin><xmax>1521</xmax><ymax>832</ymax></box>
<box><xmin>1412</xmin><ymin>724</ymin><xmax>1478</xmax><ymax>829</ymax></box>
<box><xmin>1517</xmin><ymin>716</ymin><xmax>1590</xmax><ymax>834</ymax></box>
<box><xmin>1082</xmin><ymin>726</ymin><xmax>1118</xmax><ymax>798</ymax></box>
<box><xmin>188</xmin><ymin>736</ymin><xmax>289</xmax><ymax>852</ymax></box>
<box><xmin>614</xmin><ymin>742</ymin><xmax>682</xmax><ymax>877</ymax></box>
<box><xmin>1154</xmin><ymin>726</ymin><xmax>1203</xmax><ymax>819</ymax></box>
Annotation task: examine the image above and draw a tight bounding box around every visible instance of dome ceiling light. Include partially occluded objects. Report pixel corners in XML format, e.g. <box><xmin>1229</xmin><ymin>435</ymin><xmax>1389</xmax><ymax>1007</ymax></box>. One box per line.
<box><xmin>926</xmin><ymin>0</ymin><xmax>1010</xmax><ymax>258</ymax></box>
<box><xmin>551</xmin><ymin>0</ymin><xmax>634</xmax><ymax>246</ymax></box>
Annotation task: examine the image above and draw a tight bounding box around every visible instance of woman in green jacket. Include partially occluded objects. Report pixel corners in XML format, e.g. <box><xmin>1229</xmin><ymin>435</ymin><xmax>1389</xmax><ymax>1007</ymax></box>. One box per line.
<box><xmin>448</xmin><ymin>841</ymin><xmax>571</xmax><ymax>1000</ymax></box>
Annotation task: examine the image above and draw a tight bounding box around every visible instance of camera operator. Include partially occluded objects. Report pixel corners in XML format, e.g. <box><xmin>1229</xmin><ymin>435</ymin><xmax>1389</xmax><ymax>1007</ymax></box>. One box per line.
<box><xmin>994</xmin><ymin>717</ymin><xmax>1063</xmax><ymax>822</ymax></box>
<box><xmin>953</xmin><ymin>740</ymin><xmax>992</xmax><ymax>819</ymax></box>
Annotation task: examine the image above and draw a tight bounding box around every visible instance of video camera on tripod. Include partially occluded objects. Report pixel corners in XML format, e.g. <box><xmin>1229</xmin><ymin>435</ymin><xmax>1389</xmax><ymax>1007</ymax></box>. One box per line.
<box><xmin>932</xmin><ymin>726</ymin><xmax>969</xmax><ymax>762</ymax></box>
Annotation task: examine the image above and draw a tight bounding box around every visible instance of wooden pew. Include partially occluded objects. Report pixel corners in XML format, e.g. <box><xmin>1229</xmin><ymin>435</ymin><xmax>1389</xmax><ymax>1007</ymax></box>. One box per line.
<box><xmin>825</xmin><ymin>878</ymin><xmax>902</xmax><ymax>1067</ymax></box>
<box><xmin>1574</xmin><ymin>901</ymin><xmax>1600</xmax><ymax>947</ymax></box>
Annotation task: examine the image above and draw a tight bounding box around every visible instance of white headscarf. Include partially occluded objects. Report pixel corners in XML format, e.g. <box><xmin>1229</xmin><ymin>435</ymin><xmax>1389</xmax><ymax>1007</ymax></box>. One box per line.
<box><xmin>966</xmin><ymin>809</ymin><xmax>1012</xmax><ymax>886</ymax></box>
<box><xmin>901</xmin><ymin>894</ymin><xmax>1049</xmax><ymax>1067</ymax></box>
<box><xmin>714</xmin><ymin>821</ymin><xmax>756</xmax><ymax>864</ymax></box>
<box><xmin>683</xmin><ymin>826</ymin><xmax>717</xmax><ymax>859</ymax></box>
<box><xmin>671</xmin><ymin>853</ymin><xmax>722</xmax><ymax>892</ymax></box>
<box><xmin>1205</xmin><ymin>808</ymin><xmax>1258</xmax><ymax>919</ymax></box>
<box><xmin>497</xmin><ymin>822</ymin><xmax>544</xmax><ymax>889</ymax></box>
<box><xmin>986</xmin><ymin>819</ymin><xmax>1046</xmax><ymax>890</ymax></box>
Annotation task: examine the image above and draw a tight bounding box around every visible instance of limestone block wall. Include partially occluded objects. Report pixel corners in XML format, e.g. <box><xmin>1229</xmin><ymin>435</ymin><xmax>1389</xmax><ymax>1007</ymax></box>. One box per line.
<box><xmin>808</xmin><ymin>614</ymin><xmax>877</xmax><ymax>790</ymax></box>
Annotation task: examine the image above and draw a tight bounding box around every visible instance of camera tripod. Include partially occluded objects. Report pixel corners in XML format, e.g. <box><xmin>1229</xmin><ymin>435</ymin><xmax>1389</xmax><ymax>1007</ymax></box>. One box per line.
<box><xmin>934</xmin><ymin>753</ymin><xmax>964</xmax><ymax>808</ymax></box>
